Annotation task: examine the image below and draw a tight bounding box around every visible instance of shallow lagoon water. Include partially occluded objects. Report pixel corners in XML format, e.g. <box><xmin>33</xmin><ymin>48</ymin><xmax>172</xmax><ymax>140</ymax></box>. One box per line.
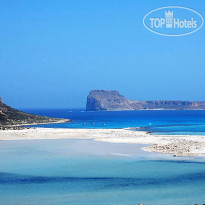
<box><xmin>1</xmin><ymin>109</ymin><xmax>205</xmax><ymax>204</ymax></box>
<box><xmin>1</xmin><ymin>139</ymin><xmax>205</xmax><ymax>205</ymax></box>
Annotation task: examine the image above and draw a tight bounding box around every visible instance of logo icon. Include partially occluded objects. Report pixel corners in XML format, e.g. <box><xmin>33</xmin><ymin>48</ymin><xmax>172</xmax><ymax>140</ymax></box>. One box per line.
<box><xmin>165</xmin><ymin>11</ymin><xmax>173</xmax><ymax>28</ymax></box>
<box><xmin>143</xmin><ymin>6</ymin><xmax>204</xmax><ymax>36</ymax></box>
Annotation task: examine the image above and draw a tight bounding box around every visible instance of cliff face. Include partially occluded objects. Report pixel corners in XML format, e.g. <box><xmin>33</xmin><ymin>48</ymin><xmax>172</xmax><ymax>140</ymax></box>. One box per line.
<box><xmin>86</xmin><ymin>90</ymin><xmax>205</xmax><ymax>111</ymax></box>
<box><xmin>0</xmin><ymin>98</ymin><xmax>69</xmax><ymax>126</ymax></box>
<box><xmin>86</xmin><ymin>90</ymin><xmax>136</xmax><ymax>111</ymax></box>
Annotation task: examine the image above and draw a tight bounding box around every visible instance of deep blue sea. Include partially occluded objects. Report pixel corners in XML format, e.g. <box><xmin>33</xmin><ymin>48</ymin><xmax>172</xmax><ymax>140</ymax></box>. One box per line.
<box><xmin>24</xmin><ymin>109</ymin><xmax>205</xmax><ymax>135</ymax></box>
<box><xmin>1</xmin><ymin>109</ymin><xmax>205</xmax><ymax>205</ymax></box>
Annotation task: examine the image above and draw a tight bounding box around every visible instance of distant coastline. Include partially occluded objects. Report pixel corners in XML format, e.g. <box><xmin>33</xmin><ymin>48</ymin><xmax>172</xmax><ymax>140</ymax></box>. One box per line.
<box><xmin>86</xmin><ymin>108</ymin><xmax>205</xmax><ymax>111</ymax></box>
<box><xmin>86</xmin><ymin>90</ymin><xmax>205</xmax><ymax>111</ymax></box>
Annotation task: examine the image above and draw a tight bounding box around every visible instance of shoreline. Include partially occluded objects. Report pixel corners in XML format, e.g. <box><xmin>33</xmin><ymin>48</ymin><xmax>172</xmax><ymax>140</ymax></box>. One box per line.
<box><xmin>87</xmin><ymin>109</ymin><xmax>205</xmax><ymax>112</ymax></box>
<box><xmin>0</xmin><ymin>127</ymin><xmax>205</xmax><ymax>157</ymax></box>
<box><xmin>0</xmin><ymin>119</ymin><xmax>71</xmax><ymax>129</ymax></box>
<box><xmin>16</xmin><ymin>119</ymin><xmax>71</xmax><ymax>126</ymax></box>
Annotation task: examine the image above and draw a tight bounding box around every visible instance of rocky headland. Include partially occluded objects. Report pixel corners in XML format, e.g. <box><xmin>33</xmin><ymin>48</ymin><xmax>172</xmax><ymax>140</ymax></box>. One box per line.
<box><xmin>86</xmin><ymin>90</ymin><xmax>205</xmax><ymax>111</ymax></box>
<box><xmin>0</xmin><ymin>97</ymin><xmax>70</xmax><ymax>128</ymax></box>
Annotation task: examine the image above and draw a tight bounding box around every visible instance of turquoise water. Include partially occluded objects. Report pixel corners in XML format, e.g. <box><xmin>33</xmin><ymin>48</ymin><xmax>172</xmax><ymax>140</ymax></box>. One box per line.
<box><xmin>1</xmin><ymin>139</ymin><xmax>205</xmax><ymax>205</ymax></box>
<box><xmin>23</xmin><ymin>109</ymin><xmax>205</xmax><ymax>135</ymax></box>
<box><xmin>1</xmin><ymin>109</ymin><xmax>205</xmax><ymax>204</ymax></box>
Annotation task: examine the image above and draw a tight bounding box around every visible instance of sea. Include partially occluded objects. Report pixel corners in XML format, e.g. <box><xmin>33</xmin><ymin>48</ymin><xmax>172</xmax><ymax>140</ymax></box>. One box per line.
<box><xmin>1</xmin><ymin>109</ymin><xmax>205</xmax><ymax>205</ymax></box>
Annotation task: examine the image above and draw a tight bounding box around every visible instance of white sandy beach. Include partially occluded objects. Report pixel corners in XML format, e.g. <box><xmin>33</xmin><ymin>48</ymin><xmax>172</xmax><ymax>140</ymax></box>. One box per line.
<box><xmin>0</xmin><ymin>128</ymin><xmax>205</xmax><ymax>156</ymax></box>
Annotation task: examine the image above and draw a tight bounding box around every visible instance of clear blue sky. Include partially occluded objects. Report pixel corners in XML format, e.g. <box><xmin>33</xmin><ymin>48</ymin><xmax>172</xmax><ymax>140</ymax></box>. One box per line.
<box><xmin>0</xmin><ymin>0</ymin><xmax>205</xmax><ymax>108</ymax></box>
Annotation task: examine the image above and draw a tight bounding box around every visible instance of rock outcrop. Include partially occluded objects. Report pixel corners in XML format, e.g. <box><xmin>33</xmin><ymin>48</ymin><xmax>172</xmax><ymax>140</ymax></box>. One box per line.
<box><xmin>86</xmin><ymin>90</ymin><xmax>205</xmax><ymax>111</ymax></box>
<box><xmin>0</xmin><ymin>97</ymin><xmax>70</xmax><ymax>126</ymax></box>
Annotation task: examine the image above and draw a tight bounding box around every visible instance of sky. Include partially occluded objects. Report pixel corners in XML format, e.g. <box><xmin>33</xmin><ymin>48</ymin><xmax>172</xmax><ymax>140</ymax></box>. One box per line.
<box><xmin>0</xmin><ymin>0</ymin><xmax>205</xmax><ymax>108</ymax></box>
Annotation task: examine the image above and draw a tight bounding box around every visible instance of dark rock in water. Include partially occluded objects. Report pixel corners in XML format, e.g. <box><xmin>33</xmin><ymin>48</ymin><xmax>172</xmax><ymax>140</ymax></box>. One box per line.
<box><xmin>86</xmin><ymin>90</ymin><xmax>205</xmax><ymax>111</ymax></box>
<box><xmin>0</xmin><ymin>97</ymin><xmax>70</xmax><ymax>127</ymax></box>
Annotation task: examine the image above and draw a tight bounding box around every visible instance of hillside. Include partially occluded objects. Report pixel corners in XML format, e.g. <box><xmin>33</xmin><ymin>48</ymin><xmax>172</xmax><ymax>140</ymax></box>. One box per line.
<box><xmin>0</xmin><ymin>97</ymin><xmax>69</xmax><ymax>127</ymax></box>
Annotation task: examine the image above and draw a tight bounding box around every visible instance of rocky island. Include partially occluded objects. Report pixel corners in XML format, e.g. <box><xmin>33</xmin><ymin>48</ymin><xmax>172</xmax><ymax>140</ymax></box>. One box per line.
<box><xmin>0</xmin><ymin>97</ymin><xmax>70</xmax><ymax>128</ymax></box>
<box><xmin>86</xmin><ymin>90</ymin><xmax>205</xmax><ymax>111</ymax></box>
